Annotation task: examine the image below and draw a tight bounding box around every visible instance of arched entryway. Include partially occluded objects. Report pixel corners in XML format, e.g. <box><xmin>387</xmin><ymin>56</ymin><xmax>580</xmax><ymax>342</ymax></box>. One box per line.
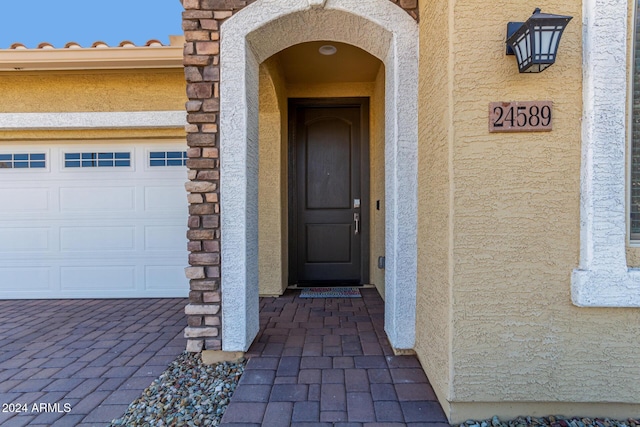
<box><xmin>218</xmin><ymin>0</ymin><xmax>419</xmax><ymax>352</ymax></box>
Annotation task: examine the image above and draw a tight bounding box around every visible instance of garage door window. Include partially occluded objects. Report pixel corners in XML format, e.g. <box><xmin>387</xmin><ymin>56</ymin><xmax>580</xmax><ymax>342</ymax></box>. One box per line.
<box><xmin>64</xmin><ymin>152</ymin><xmax>131</xmax><ymax>168</ymax></box>
<box><xmin>0</xmin><ymin>153</ymin><xmax>46</xmax><ymax>169</ymax></box>
<box><xmin>149</xmin><ymin>151</ymin><xmax>187</xmax><ymax>167</ymax></box>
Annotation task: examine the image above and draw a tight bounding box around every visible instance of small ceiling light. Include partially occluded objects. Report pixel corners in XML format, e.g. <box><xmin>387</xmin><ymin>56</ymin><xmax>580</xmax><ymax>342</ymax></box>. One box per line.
<box><xmin>506</xmin><ymin>8</ymin><xmax>572</xmax><ymax>73</ymax></box>
<box><xmin>318</xmin><ymin>45</ymin><xmax>337</xmax><ymax>56</ymax></box>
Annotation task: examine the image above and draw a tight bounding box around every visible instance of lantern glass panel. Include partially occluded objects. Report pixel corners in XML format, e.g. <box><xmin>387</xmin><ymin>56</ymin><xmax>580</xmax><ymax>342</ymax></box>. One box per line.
<box><xmin>535</xmin><ymin>26</ymin><xmax>561</xmax><ymax>60</ymax></box>
<box><xmin>513</xmin><ymin>30</ymin><xmax>531</xmax><ymax>70</ymax></box>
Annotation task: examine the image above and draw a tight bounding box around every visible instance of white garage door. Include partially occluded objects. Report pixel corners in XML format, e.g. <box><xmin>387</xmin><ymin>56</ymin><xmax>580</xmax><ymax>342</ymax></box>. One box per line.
<box><xmin>0</xmin><ymin>142</ymin><xmax>189</xmax><ymax>299</ymax></box>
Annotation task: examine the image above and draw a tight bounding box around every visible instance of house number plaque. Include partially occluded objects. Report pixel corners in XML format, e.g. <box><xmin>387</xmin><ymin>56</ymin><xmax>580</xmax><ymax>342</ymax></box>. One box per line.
<box><xmin>489</xmin><ymin>101</ymin><xmax>552</xmax><ymax>132</ymax></box>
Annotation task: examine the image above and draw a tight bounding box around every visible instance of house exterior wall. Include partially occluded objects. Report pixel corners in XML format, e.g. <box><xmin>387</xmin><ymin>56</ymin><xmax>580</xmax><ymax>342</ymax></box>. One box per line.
<box><xmin>413</xmin><ymin>0</ymin><xmax>640</xmax><ymax>421</ymax></box>
<box><xmin>0</xmin><ymin>70</ymin><xmax>186</xmax><ymax>113</ymax></box>
<box><xmin>0</xmin><ymin>69</ymin><xmax>186</xmax><ymax>141</ymax></box>
<box><xmin>184</xmin><ymin>0</ymin><xmax>640</xmax><ymax>421</ymax></box>
<box><xmin>415</xmin><ymin>0</ymin><xmax>453</xmax><ymax>415</ymax></box>
<box><xmin>572</xmin><ymin>0</ymin><xmax>640</xmax><ymax>309</ymax></box>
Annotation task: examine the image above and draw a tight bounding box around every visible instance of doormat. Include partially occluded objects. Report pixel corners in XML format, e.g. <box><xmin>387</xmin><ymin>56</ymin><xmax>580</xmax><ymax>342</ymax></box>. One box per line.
<box><xmin>299</xmin><ymin>287</ymin><xmax>361</xmax><ymax>298</ymax></box>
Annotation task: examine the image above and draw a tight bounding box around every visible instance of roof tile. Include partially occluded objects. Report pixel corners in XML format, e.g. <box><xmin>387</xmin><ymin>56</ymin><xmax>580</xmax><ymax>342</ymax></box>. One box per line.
<box><xmin>5</xmin><ymin>38</ymin><xmax>183</xmax><ymax>50</ymax></box>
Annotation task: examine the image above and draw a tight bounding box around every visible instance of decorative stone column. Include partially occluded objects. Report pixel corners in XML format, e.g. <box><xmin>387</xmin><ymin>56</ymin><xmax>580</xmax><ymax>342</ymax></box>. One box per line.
<box><xmin>180</xmin><ymin>0</ymin><xmax>418</xmax><ymax>353</ymax></box>
<box><xmin>181</xmin><ymin>0</ymin><xmax>256</xmax><ymax>352</ymax></box>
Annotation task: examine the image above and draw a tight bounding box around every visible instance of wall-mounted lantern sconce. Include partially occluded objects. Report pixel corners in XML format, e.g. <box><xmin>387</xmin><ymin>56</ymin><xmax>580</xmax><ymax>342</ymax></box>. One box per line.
<box><xmin>506</xmin><ymin>8</ymin><xmax>572</xmax><ymax>73</ymax></box>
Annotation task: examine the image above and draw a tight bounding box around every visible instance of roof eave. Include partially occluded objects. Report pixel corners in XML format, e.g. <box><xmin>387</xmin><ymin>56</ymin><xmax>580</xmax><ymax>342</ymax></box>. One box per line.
<box><xmin>0</xmin><ymin>46</ymin><xmax>184</xmax><ymax>71</ymax></box>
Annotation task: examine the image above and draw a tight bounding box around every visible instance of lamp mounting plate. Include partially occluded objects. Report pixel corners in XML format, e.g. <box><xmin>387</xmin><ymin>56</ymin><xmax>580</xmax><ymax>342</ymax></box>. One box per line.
<box><xmin>506</xmin><ymin>22</ymin><xmax>523</xmax><ymax>55</ymax></box>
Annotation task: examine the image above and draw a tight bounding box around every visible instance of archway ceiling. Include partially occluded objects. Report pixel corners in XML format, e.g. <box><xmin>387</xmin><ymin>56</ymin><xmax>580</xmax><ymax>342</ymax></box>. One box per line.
<box><xmin>273</xmin><ymin>40</ymin><xmax>383</xmax><ymax>84</ymax></box>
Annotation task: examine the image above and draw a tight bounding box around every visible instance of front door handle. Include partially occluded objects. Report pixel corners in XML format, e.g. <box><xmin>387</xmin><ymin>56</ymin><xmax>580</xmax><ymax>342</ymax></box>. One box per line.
<box><xmin>354</xmin><ymin>213</ymin><xmax>360</xmax><ymax>235</ymax></box>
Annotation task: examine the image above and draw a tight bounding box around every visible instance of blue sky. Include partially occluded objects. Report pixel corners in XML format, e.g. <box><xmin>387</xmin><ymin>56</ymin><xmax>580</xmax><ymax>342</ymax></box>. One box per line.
<box><xmin>0</xmin><ymin>1</ymin><xmax>184</xmax><ymax>48</ymax></box>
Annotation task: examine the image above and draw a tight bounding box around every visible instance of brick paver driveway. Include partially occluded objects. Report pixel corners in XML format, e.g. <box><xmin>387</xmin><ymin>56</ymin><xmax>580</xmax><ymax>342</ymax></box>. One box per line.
<box><xmin>0</xmin><ymin>298</ymin><xmax>187</xmax><ymax>427</ymax></box>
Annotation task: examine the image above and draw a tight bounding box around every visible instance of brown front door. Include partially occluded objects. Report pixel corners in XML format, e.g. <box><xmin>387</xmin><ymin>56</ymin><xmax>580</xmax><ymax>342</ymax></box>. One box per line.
<box><xmin>288</xmin><ymin>98</ymin><xmax>369</xmax><ymax>286</ymax></box>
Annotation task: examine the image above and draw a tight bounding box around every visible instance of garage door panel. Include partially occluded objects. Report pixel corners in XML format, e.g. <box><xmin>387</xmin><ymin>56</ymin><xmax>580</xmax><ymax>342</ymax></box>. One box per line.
<box><xmin>60</xmin><ymin>186</ymin><xmax>136</xmax><ymax>212</ymax></box>
<box><xmin>144</xmin><ymin>225</ymin><xmax>187</xmax><ymax>251</ymax></box>
<box><xmin>145</xmin><ymin>265</ymin><xmax>188</xmax><ymax>290</ymax></box>
<box><xmin>60</xmin><ymin>265</ymin><xmax>136</xmax><ymax>290</ymax></box>
<box><xmin>0</xmin><ymin>143</ymin><xmax>189</xmax><ymax>299</ymax></box>
<box><xmin>60</xmin><ymin>226</ymin><xmax>136</xmax><ymax>251</ymax></box>
<box><xmin>0</xmin><ymin>228</ymin><xmax>50</xmax><ymax>251</ymax></box>
<box><xmin>0</xmin><ymin>267</ymin><xmax>51</xmax><ymax>291</ymax></box>
<box><xmin>145</xmin><ymin>186</ymin><xmax>188</xmax><ymax>212</ymax></box>
<box><xmin>0</xmin><ymin>188</ymin><xmax>50</xmax><ymax>212</ymax></box>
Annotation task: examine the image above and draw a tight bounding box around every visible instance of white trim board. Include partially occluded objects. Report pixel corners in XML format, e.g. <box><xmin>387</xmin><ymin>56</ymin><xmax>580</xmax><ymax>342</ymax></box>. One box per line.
<box><xmin>571</xmin><ymin>0</ymin><xmax>640</xmax><ymax>307</ymax></box>
<box><xmin>0</xmin><ymin>111</ymin><xmax>186</xmax><ymax>130</ymax></box>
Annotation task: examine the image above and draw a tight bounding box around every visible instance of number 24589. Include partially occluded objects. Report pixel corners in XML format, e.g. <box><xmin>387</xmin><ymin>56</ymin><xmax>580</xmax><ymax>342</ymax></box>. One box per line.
<box><xmin>489</xmin><ymin>101</ymin><xmax>552</xmax><ymax>132</ymax></box>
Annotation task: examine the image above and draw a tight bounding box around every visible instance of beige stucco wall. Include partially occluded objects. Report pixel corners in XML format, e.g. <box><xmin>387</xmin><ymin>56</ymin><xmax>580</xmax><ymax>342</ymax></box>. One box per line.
<box><xmin>258</xmin><ymin>58</ymin><xmax>289</xmax><ymax>296</ymax></box>
<box><xmin>0</xmin><ymin>69</ymin><xmax>186</xmax><ymax>113</ymax></box>
<box><xmin>417</xmin><ymin>0</ymin><xmax>640</xmax><ymax>422</ymax></box>
<box><xmin>370</xmin><ymin>67</ymin><xmax>386</xmax><ymax>295</ymax></box>
<box><xmin>415</xmin><ymin>0</ymin><xmax>453</xmax><ymax>415</ymax></box>
<box><xmin>0</xmin><ymin>68</ymin><xmax>186</xmax><ymax>141</ymax></box>
<box><xmin>626</xmin><ymin>246</ymin><xmax>640</xmax><ymax>266</ymax></box>
<box><xmin>256</xmin><ymin>59</ymin><xmax>385</xmax><ymax>293</ymax></box>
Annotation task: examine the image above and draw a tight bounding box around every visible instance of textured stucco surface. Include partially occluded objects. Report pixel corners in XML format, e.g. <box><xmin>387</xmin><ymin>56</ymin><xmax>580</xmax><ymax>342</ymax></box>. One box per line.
<box><xmin>0</xmin><ymin>111</ymin><xmax>186</xmax><ymax>130</ymax></box>
<box><xmin>370</xmin><ymin>66</ymin><xmax>386</xmax><ymax>294</ymax></box>
<box><xmin>220</xmin><ymin>39</ymin><xmax>261</xmax><ymax>351</ymax></box>
<box><xmin>415</xmin><ymin>0</ymin><xmax>453</xmax><ymax>415</ymax></box>
<box><xmin>0</xmin><ymin>69</ymin><xmax>186</xmax><ymax>141</ymax></box>
<box><xmin>0</xmin><ymin>70</ymin><xmax>186</xmax><ymax>113</ymax></box>
<box><xmin>571</xmin><ymin>0</ymin><xmax>640</xmax><ymax>307</ymax></box>
<box><xmin>627</xmin><ymin>246</ymin><xmax>640</xmax><ymax>267</ymax></box>
<box><xmin>219</xmin><ymin>0</ymin><xmax>419</xmax><ymax>351</ymax></box>
<box><xmin>452</xmin><ymin>402</ymin><xmax>640</xmax><ymax>422</ymax></box>
<box><xmin>258</xmin><ymin>59</ymin><xmax>288</xmax><ymax>296</ymax></box>
<box><xmin>413</xmin><ymin>0</ymin><xmax>640</xmax><ymax>421</ymax></box>
<box><xmin>287</xmin><ymin>82</ymin><xmax>375</xmax><ymax>98</ymax></box>
<box><xmin>450</xmin><ymin>0</ymin><xmax>574</xmax><ymax>403</ymax></box>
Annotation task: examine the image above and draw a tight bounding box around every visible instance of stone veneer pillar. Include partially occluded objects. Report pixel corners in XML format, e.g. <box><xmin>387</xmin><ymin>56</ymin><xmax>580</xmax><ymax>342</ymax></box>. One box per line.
<box><xmin>181</xmin><ymin>0</ymin><xmax>419</xmax><ymax>352</ymax></box>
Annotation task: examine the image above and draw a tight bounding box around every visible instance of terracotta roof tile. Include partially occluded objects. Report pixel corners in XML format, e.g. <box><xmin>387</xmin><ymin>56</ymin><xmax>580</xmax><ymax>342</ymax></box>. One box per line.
<box><xmin>5</xmin><ymin>38</ymin><xmax>183</xmax><ymax>50</ymax></box>
<box><xmin>91</xmin><ymin>41</ymin><xmax>109</xmax><ymax>48</ymax></box>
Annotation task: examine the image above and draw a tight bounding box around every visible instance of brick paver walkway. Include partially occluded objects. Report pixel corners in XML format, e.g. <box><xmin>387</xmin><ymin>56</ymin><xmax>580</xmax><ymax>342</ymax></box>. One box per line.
<box><xmin>221</xmin><ymin>288</ymin><xmax>449</xmax><ymax>426</ymax></box>
<box><xmin>0</xmin><ymin>298</ymin><xmax>187</xmax><ymax>427</ymax></box>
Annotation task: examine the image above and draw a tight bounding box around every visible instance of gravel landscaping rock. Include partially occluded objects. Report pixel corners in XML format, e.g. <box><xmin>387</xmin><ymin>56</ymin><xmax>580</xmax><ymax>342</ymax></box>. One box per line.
<box><xmin>461</xmin><ymin>415</ymin><xmax>640</xmax><ymax>427</ymax></box>
<box><xmin>110</xmin><ymin>352</ymin><xmax>245</xmax><ymax>427</ymax></box>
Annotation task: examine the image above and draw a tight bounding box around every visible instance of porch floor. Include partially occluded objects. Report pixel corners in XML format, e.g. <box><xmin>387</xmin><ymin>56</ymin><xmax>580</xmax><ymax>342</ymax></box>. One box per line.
<box><xmin>221</xmin><ymin>288</ymin><xmax>449</xmax><ymax>426</ymax></box>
